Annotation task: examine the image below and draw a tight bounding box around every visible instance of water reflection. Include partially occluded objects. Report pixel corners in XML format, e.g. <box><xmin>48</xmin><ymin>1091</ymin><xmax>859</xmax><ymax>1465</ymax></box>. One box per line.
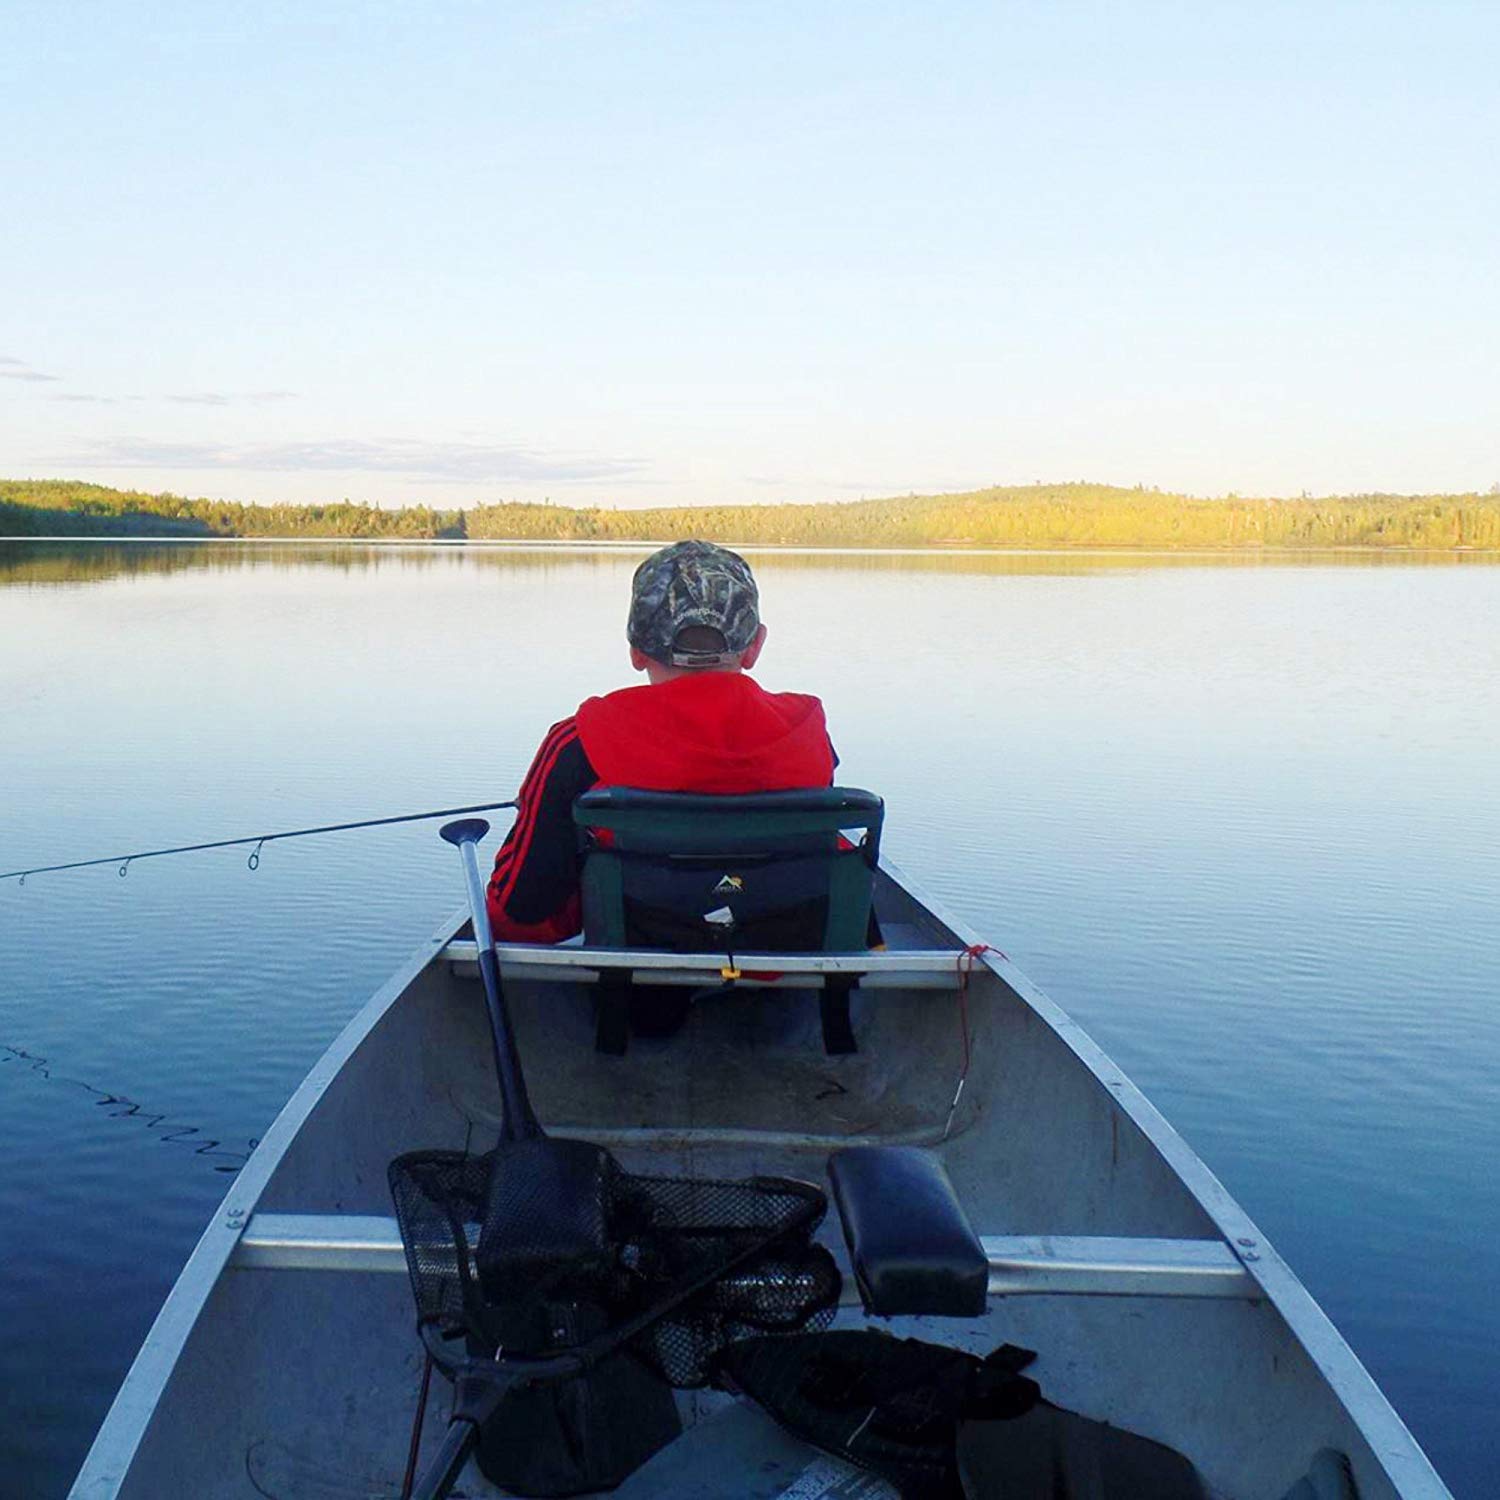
<box><xmin>3</xmin><ymin>537</ymin><xmax>1497</xmax><ymax>593</ymax></box>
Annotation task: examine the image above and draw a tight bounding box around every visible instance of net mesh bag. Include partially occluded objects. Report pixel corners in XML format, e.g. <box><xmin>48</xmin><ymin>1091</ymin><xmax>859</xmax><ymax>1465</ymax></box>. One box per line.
<box><xmin>388</xmin><ymin>1147</ymin><xmax>840</xmax><ymax>1385</ymax></box>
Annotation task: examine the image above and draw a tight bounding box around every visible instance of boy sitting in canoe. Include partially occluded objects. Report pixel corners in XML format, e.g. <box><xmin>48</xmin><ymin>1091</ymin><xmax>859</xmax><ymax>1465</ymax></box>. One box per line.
<box><xmin>485</xmin><ymin>539</ymin><xmax>838</xmax><ymax>951</ymax></box>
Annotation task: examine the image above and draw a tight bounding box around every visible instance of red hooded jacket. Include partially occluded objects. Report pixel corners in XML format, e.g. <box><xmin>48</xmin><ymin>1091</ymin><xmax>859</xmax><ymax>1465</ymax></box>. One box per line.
<box><xmin>486</xmin><ymin>673</ymin><xmax>835</xmax><ymax>942</ymax></box>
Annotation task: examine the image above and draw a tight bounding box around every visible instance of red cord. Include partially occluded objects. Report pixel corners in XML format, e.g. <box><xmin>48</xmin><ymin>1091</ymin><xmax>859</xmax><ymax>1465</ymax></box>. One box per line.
<box><xmin>955</xmin><ymin>943</ymin><xmax>996</xmax><ymax>1077</ymax></box>
<box><xmin>945</xmin><ymin>942</ymin><xmax>1005</xmax><ymax>1137</ymax></box>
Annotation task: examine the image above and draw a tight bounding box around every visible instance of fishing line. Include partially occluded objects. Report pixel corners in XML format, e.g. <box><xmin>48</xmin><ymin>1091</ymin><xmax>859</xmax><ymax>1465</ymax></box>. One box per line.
<box><xmin>2</xmin><ymin>802</ymin><xmax>521</xmax><ymax>1181</ymax></box>
<box><xmin>0</xmin><ymin>799</ymin><xmax>519</xmax><ymax>885</ymax></box>
<box><xmin>1</xmin><ymin>1041</ymin><xmax>259</xmax><ymax>1173</ymax></box>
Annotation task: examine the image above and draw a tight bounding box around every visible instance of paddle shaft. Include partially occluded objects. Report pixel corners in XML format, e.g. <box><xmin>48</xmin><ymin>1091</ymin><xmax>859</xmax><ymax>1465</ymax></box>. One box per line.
<box><xmin>441</xmin><ymin>821</ymin><xmax>540</xmax><ymax>1141</ymax></box>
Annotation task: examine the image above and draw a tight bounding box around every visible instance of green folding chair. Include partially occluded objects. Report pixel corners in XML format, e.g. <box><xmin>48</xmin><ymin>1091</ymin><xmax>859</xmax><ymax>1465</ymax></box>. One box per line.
<box><xmin>572</xmin><ymin>787</ymin><xmax>884</xmax><ymax>1056</ymax></box>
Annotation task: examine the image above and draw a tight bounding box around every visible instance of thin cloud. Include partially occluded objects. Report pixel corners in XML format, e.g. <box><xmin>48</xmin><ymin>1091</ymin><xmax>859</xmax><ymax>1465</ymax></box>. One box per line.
<box><xmin>51</xmin><ymin>393</ymin><xmax>118</xmax><ymax>404</ymax></box>
<box><xmin>551</xmin><ymin>0</ymin><xmax>645</xmax><ymax>35</ymax></box>
<box><xmin>826</xmin><ymin>478</ymin><xmax>979</xmax><ymax>496</ymax></box>
<box><xmin>74</xmin><ymin>435</ymin><xmax>649</xmax><ymax>484</ymax></box>
<box><xmin>0</xmin><ymin>355</ymin><xmax>59</xmax><ymax>383</ymax></box>
<box><xmin>165</xmin><ymin>390</ymin><xmax>299</xmax><ymax>406</ymax></box>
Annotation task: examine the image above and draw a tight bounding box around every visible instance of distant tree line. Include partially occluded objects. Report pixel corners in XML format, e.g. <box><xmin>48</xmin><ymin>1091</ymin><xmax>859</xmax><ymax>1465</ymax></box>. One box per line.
<box><xmin>0</xmin><ymin>480</ymin><xmax>467</xmax><ymax>540</ymax></box>
<box><xmin>4</xmin><ymin>477</ymin><xmax>1500</xmax><ymax>549</ymax></box>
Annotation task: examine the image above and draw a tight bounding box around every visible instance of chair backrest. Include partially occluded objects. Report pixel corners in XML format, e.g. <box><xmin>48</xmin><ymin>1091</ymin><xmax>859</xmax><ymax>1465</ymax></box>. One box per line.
<box><xmin>573</xmin><ymin>787</ymin><xmax>884</xmax><ymax>953</ymax></box>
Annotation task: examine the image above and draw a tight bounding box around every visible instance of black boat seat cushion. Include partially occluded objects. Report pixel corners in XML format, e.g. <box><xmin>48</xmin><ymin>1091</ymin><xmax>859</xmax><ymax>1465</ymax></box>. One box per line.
<box><xmin>828</xmin><ymin>1146</ymin><xmax>988</xmax><ymax>1318</ymax></box>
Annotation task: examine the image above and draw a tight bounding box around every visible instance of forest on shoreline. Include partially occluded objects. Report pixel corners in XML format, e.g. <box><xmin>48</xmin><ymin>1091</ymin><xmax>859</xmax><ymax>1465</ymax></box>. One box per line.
<box><xmin>4</xmin><ymin>477</ymin><xmax>1500</xmax><ymax>550</ymax></box>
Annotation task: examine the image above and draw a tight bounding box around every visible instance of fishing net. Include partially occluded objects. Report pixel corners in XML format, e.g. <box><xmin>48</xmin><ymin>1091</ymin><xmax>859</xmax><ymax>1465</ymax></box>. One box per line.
<box><xmin>390</xmin><ymin>1145</ymin><xmax>839</xmax><ymax>1495</ymax></box>
<box><xmin>388</xmin><ymin>1147</ymin><xmax>841</xmax><ymax>1385</ymax></box>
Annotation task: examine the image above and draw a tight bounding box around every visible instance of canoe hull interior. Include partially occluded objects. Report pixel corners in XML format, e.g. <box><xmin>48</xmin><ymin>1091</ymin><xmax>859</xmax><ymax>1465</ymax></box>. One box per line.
<box><xmin>70</xmin><ymin>869</ymin><xmax>1449</xmax><ymax>1500</ymax></box>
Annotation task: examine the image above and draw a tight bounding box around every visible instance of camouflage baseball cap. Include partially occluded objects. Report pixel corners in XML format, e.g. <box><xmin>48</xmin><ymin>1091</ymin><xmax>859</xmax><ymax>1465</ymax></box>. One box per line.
<box><xmin>627</xmin><ymin>540</ymin><xmax>761</xmax><ymax>668</ymax></box>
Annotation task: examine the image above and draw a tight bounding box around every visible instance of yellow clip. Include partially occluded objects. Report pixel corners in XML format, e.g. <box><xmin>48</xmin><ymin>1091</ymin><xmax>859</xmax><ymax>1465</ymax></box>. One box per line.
<box><xmin>721</xmin><ymin>964</ymin><xmax>741</xmax><ymax>982</ymax></box>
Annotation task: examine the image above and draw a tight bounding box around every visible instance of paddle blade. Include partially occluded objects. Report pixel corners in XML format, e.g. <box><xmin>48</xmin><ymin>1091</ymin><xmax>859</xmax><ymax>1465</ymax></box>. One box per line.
<box><xmin>477</xmin><ymin>1137</ymin><xmax>620</xmax><ymax>1309</ymax></box>
<box><xmin>439</xmin><ymin>817</ymin><xmax>491</xmax><ymax>846</ymax></box>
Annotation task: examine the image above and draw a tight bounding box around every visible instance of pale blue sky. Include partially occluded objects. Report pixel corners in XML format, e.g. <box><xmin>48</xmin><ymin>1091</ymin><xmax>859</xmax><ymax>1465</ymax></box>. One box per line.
<box><xmin>3</xmin><ymin>1</ymin><xmax>1497</xmax><ymax>508</ymax></box>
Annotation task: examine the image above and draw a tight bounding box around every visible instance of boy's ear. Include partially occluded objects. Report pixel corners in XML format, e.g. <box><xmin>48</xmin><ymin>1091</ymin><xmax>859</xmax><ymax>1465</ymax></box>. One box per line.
<box><xmin>740</xmin><ymin>623</ymin><xmax>768</xmax><ymax>670</ymax></box>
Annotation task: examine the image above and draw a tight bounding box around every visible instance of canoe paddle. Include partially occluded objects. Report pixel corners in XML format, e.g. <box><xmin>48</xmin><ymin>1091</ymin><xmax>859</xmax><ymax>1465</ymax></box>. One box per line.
<box><xmin>436</xmin><ymin>819</ymin><xmax>618</xmax><ymax>1297</ymax></box>
<box><xmin>418</xmin><ymin>819</ymin><xmax>629</xmax><ymax>1497</ymax></box>
<box><xmin>406</xmin><ymin>821</ymin><xmax>837</xmax><ymax>1500</ymax></box>
<box><xmin>437</xmin><ymin>819</ymin><xmax>540</xmax><ymax>1140</ymax></box>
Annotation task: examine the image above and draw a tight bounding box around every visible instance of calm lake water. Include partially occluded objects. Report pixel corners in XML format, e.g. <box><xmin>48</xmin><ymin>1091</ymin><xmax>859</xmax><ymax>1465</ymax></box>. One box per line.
<box><xmin>2</xmin><ymin>540</ymin><xmax>1497</xmax><ymax>1498</ymax></box>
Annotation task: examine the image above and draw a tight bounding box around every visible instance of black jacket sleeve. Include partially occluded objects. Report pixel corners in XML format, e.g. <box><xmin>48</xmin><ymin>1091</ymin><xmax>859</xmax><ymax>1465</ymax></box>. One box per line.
<box><xmin>485</xmin><ymin>718</ymin><xmax>598</xmax><ymax>942</ymax></box>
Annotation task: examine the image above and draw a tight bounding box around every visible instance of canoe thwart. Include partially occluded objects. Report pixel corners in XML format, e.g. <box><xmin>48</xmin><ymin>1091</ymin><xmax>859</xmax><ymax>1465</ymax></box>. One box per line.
<box><xmin>230</xmin><ymin>1214</ymin><xmax>1257</xmax><ymax>1300</ymax></box>
<box><xmin>441</xmin><ymin>938</ymin><xmax>966</xmax><ymax>988</ymax></box>
<box><xmin>230</xmin><ymin>1213</ymin><xmax>409</xmax><ymax>1274</ymax></box>
<box><xmin>980</xmin><ymin>1235</ymin><xmax>1258</xmax><ymax>1299</ymax></box>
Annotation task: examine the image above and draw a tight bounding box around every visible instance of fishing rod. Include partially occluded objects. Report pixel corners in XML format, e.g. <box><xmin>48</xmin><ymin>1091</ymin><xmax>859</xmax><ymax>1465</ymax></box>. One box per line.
<box><xmin>0</xmin><ymin>799</ymin><xmax>520</xmax><ymax>885</ymax></box>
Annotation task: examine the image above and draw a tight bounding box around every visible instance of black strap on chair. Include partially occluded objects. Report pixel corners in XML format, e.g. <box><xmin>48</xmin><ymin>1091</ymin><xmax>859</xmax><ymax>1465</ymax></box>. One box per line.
<box><xmin>596</xmin><ymin>971</ymin><xmax>632</xmax><ymax>1056</ymax></box>
<box><xmin>819</xmin><ymin>977</ymin><xmax>858</xmax><ymax>1056</ymax></box>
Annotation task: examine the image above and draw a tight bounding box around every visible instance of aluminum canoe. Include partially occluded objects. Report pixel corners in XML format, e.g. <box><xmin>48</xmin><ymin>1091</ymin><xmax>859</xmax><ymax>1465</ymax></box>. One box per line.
<box><xmin>69</xmin><ymin>862</ymin><xmax>1451</xmax><ymax>1500</ymax></box>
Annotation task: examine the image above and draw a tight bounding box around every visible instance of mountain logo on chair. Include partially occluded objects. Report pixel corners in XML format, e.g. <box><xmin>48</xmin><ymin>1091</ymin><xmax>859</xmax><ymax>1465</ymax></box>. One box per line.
<box><xmin>713</xmin><ymin>874</ymin><xmax>744</xmax><ymax>894</ymax></box>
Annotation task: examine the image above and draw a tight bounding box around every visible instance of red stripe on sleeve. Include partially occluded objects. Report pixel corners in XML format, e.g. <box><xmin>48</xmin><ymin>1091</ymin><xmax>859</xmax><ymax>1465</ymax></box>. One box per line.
<box><xmin>486</xmin><ymin>719</ymin><xmax>581</xmax><ymax>914</ymax></box>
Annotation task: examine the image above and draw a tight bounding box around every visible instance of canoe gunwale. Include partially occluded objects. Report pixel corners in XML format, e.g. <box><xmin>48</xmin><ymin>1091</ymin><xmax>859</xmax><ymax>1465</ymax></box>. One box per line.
<box><xmin>881</xmin><ymin>855</ymin><xmax>1451</xmax><ymax>1499</ymax></box>
<box><xmin>66</xmin><ymin>913</ymin><xmax>460</xmax><ymax>1500</ymax></box>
